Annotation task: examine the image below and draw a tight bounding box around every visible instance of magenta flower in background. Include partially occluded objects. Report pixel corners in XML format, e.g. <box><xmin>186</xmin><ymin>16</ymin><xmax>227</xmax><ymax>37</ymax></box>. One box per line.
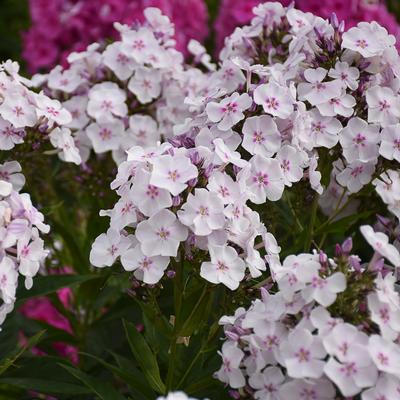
<box><xmin>22</xmin><ymin>0</ymin><xmax>209</xmax><ymax>73</ymax></box>
<box><xmin>214</xmin><ymin>0</ymin><xmax>400</xmax><ymax>53</ymax></box>
<box><xmin>19</xmin><ymin>286</ymin><xmax>79</xmax><ymax>364</ymax></box>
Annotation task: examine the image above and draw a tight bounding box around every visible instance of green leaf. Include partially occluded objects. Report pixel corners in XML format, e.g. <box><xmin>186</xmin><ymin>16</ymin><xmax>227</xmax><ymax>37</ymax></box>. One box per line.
<box><xmin>178</xmin><ymin>285</ymin><xmax>212</xmax><ymax>337</ymax></box>
<box><xmin>316</xmin><ymin>210</ymin><xmax>373</xmax><ymax>235</ymax></box>
<box><xmin>0</xmin><ymin>377</ymin><xmax>90</xmax><ymax>395</ymax></box>
<box><xmin>16</xmin><ymin>274</ymin><xmax>99</xmax><ymax>305</ymax></box>
<box><xmin>60</xmin><ymin>364</ymin><xmax>127</xmax><ymax>400</ymax></box>
<box><xmin>123</xmin><ymin>320</ymin><xmax>165</xmax><ymax>394</ymax></box>
<box><xmin>0</xmin><ymin>330</ymin><xmax>45</xmax><ymax>375</ymax></box>
<box><xmin>81</xmin><ymin>352</ymin><xmax>154</xmax><ymax>399</ymax></box>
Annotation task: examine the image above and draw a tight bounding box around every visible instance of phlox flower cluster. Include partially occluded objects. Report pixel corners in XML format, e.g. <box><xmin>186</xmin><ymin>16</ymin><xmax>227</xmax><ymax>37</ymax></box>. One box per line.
<box><xmin>214</xmin><ymin>0</ymin><xmax>400</xmax><ymax>53</ymax></box>
<box><xmin>35</xmin><ymin>8</ymin><xmax>210</xmax><ymax>166</ymax></box>
<box><xmin>22</xmin><ymin>0</ymin><xmax>209</xmax><ymax>73</ymax></box>
<box><xmin>0</xmin><ymin>160</ymin><xmax>49</xmax><ymax>327</ymax></box>
<box><xmin>216</xmin><ymin>230</ymin><xmax>400</xmax><ymax>399</ymax></box>
<box><xmin>0</xmin><ymin>60</ymin><xmax>79</xmax><ymax>164</ymax></box>
<box><xmin>90</xmin><ymin>2</ymin><xmax>400</xmax><ymax>293</ymax></box>
<box><xmin>208</xmin><ymin>1</ymin><xmax>400</xmax><ymax>223</ymax></box>
<box><xmin>0</xmin><ymin>61</ymin><xmax>56</xmax><ymax>327</ymax></box>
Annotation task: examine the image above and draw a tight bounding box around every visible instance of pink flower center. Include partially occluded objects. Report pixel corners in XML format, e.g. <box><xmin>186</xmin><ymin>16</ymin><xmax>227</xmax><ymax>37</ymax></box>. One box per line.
<box><xmin>132</xmin><ymin>39</ymin><xmax>145</xmax><ymax>51</ymax></box>
<box><xmin>217</xmin><ymin>261</ymin><xmax>228</xmax><ymax>271</ymax></box>
<box><xmin>198</xmin><ymin>206</ymin><xmax>209</xmax><ymax>216</ymax></box>
<box><xmin>265</xmin><ymin>96</ymin><xmax>279</xmax><ymax>110</ymax></box>
<box><xmin>146</xmin><ymin>185</ymin><xmax>159</xmax><ymax>199</ymax></box>
<box><xmin>13</xmin><ymin>106</ymin><xmax>24</xmax><ymax>117</ymax></box>
<box><xmin>353</xmin><ymin>133</ymin><xmax>366</xmax><ymax>145</ymax></box>
<box><xmin>356</xmin><ymin>39</ymin><xmax>368</xmax><ymax>49</ymax></box>
<box><xmin>253</xmin><ymin>172</ymin><xmax>269</xmax><ymax>187</ymax></box>
<box><xmin>168</xmin><ymin>170</ymin><xmax>180</xmax><ymax>182</ymax></box>
<box><xmin>295</xmin><ymin>348</ymin><xmax>310</xmax><ymax>362</ymax></box>
<box><xmin>139</xmin><ymin>257</ymin><xmax>153</xmax><ymax>270</ymax></box>
<box><xmin>340</xmin><ymin>361</ymin><xmax>357</xmax><ymax>377</ymax></box>
<box><xmin>101</xmin><ymin>100</ymin><xmax>113</xmax><ymax>111</ymax></box>
<box><xmin>157</xmin><ymin>227</ymin><xmax>170</xmax><ymax>240</ymax></box>
<box><xmin>350</xmin><ymin>165</ymin><xmax>363</xmax><ymax>177</ymax></box>
<box><xmin>222</xmin><ymin>102</ymin><xmax>238</xmax><ymax>114</ymax></box>
<box><xmin>377</xmin><ymin>352</ymin><xmax>389</xmax><ymax>366</ymax></box>
<box><xmin>99</xmin><ymin>128</ymin><xmax>112</xmax><ymax>140</ymax></box>
<box><xmin>252</xmin><ymin>131</ymin><xmax>265</xmax><ymax>144</ymax></box>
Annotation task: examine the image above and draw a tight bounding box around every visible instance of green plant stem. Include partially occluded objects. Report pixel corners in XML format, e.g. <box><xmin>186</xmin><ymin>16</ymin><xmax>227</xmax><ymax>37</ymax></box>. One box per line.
<box><xmin>284</xmin><ymin>192</ymin><xmax>303</xmax><ymax>231</ymax></box>
<box><xmin>304</xmin><ymin>195</ymin><xmax>319</xmax><ymax>252</ymax></box>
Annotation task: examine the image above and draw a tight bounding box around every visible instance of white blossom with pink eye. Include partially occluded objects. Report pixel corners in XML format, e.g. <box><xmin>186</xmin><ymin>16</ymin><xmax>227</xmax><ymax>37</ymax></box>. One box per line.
<box><xmin>178</xmin><ymin>189</ymin><xmax>225</xmax><ymax>236</ymax></box>
<box><xmin>248</xmin><ymin>367</ymin><xmax>284</xmax><ymax>400</ymax></box>
<box><xmin>302</xmin><ymin>272</ymin><xmax>346</xmax><ymax>307</ymax></box>
<box><xmin>0</xmin><ymin>117</ymin><xmax>24</xmax><ymax>150</ymax></box>
<box><xmin>342</xmin><ymin>21</ymin><xmax>396</xmax><ymax>58</ymax></box>
<box><xmin>215</xmin><ymin>341</ymin><xmax>246</xmax><ymax>388</ymax></box>
<box><xmin>368</xmin><ymin>292</ymin><xmax>400</xmax><ymax>341</ymax></box>
<box><xmin>103</xmin><ymin>42</ymin><xmax>136</xmax><ymax>81</ymax></box>
<box><xmin>127</xmin><ymin>115</ymin><xmax>159</xmax><ymax>149</ymax></box>
<box><xmin>0</xmin><ymin>161</ymin><xmax>25</xmax><ymax>192</ymax></box>
<box><xmin>89</xmin><ymin>228</ymin><xmax>132</xmax><ymax>268</ymax></box>
<box><xmin>49</xmin><ymin>127</ymin><xmax>82</xmax><ymax>165</ymax></box>
<box><xmin>242</xmin><ymin>115</ymin><xmax>281</xmax><ymax>157</ymax></box>
<box><xmin>135</xmin><ymin>209</ymin><xmax>188</xmax><ymax>257</ymax></box>
<box><xmin>339</xmin><ymin>117</ymin><xmax>380</xmax><ymax>163</ymax></box>
<box><xmin>207</xmin><ymin>171</ymin><xmax>241</xmax><ymax>205</ymax></box>
<box><xmin>120</xmin><ymin>27</ymin><xmax>161</xmax><ymax>65</ymax></box>
<box><xmin>200</xmin><ymin>244</ymin><xmax>245</xmax><ymax>290</ymax></box>
<box><xmin>120</xmin><ymin>243</ymin><xmax>170</xmax><ymax>284</ymax></box>
<box><xmin>0</xmin><ymin>93</ymin><xmax>37</xmax><ymax>128</ymax></box>
<box><xmin>305</xmin><ymin>109</ymin><xmax>342</xmax><ymax>149</ymax></box>
<box><xmin>323</xmin><ymin>323</ymin><xmax>378</xmax><ymax>397</ymax></box>
<box><xmin>63</xmin><ymin>96</ymin><xmax>89</xmax><ymax>130</ymax></box>
<box><xmin>278</xmin><ymin>378</ymin><xmax>336</xmax><ymax>400</ymax></box>
<box><xmin>213</xmin><ymin>138</ymin><xmax>247</xmax><ymax>168</ymax></box>
<box><xmin>368</xmin><ymin>335</ymin><xmax>400</xmax><ymax>377</ymax></box>
<box><xmin>206</xmin><ymin>92</ymin><xmax>252</xmax><ymax>131</ymax></box>
<box><xmin>380</xmin><ymin>124</ymin><xmax>400</xmax><ymax>162</ymax></box>
<box><xmin>87</xmin><ymin>82</ymin><xmax>128</xmax><ymax>121</ymax></box>
<box><xmin>86</xmin><ymin>119</ymin><xmax>123</xmax><ymax>154</ymax></box>
<box><xmin>275</xmin><ymin>145</ymin><xmax>304</xmax><ymax>187</ymax></box>
<box><xmin>317</xmin><ymin>92</ymin><xmax>356</xmax><ymax>118</ymax></box>
<box><xmin>366</xmin><ymin>86</ymin><xmax>400</xmax><ymax>127</ymax></box>
<box><xmin>35</xmin><ymin>94</ymin><xmax>72</xmax><ymax>127</ymax></box>
<box><xmin>280</xmin><ymin>328</ymin><xmax>326</xmax><ymax>379</ymax></box>
<box><xmin>150</xmin><ymin>153</ymin><xmax>198</xmax><ymax>196</ymax></box>
<box><xmin>128</xmin><ymin>67</ymin><xmax>162</xmax><ymax>104</ymax></box>
<box><xmin>253</xmin><ymin>81</ymin><xmax>294</xmax><ymax>119</ymax></box>
<box><xmin>360</xmin><ymin>225</ymin><xmax>400</xmax><ymax>268</ymax></box>
<box><xmin>0</xmin><ymin>257</ymin><xmax>17</xmax><ymax>305</ymax></box>
<box><xmin>298</xmin><ymin>68</ymin><xmax>342</xmax><ymax>106</ymax></box>
<box><xmin>336</xmin><ymin>161</ymin><xmax>375</xmax><ymax>193</ymax></box>
<box><xmin>328</xmin><ymin>61</ymin><xmax>360</xmax><ymax>91</ymax></box>
<box><xmin>240</xmin><ymin>155</ymin><xmax>284</xmax><ymax>204</ymax></box>
<box><xmin>361</xmin><ymin>374</ymin><xmax>400</xmax><ymax>400</ymax></box>
<box><xmin>130</xmin><ymin>168</ymin><xmax>172</xmax><ymax>217</ymax></box>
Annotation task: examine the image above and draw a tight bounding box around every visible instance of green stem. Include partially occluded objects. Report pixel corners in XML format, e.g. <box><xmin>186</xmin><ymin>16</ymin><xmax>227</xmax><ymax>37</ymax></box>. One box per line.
<box><xmin>304</xmin><ymin>195</ymin><xmax>319</xmax><ymax>252</ymax></box>
<box><xmin>284</xmin><ymin>192</ymin><xmax>304</xmax><ymax>232</ymax></box>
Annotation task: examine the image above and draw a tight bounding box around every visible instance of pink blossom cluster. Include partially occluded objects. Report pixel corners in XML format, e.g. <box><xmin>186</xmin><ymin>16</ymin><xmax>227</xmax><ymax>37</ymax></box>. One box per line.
<box><xmin>214</xmin><ymin>0</ymin><xmax>400</xmax><ymax>52</ymax></box>
<box><xmin>22</xmin><ymin>0</ymin><xmax>209</xmax><ymax>73</ymax></box>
